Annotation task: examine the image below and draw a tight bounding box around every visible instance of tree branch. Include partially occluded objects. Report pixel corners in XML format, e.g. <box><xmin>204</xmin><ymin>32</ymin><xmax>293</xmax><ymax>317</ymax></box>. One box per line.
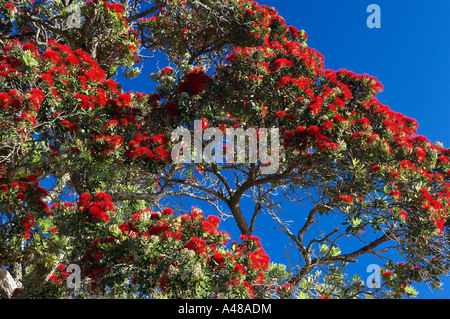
<box><xmin>290</xmin><ymin>231</ymin><xmax>394</xmax><ymax>286</ymax></box>
<box><xmin>126</xmin><ymin>1</ymin><xmax>165</xmax><ymax>23</ymax></box>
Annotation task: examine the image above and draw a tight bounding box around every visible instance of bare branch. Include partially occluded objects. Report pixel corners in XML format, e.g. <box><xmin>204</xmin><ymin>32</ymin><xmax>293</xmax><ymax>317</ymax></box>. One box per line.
<box><xmin>126</xmin><ymin>1</ymin><xmax>165</xmax><ymax>22</ymax></box>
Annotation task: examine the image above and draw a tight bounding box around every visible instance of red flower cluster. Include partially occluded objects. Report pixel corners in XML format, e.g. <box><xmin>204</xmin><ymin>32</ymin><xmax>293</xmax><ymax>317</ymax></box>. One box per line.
<box><xmin>281</xmin><ymin>123</ymin><xmax>339</xmax><ymax>154</ymax></box>
<box><xmin>222</xmin><ymin>235</ymin><xmax>269</xmax><ymax>298</ymax></box>
<box><xmin>339</xmin><ymin>195</ymin><xmax>354</xmax><ymax>204</ymax></box>
<box><xmin>419</xmin><ymin>187</ymin><xmax>448</xmax><ymax>234</ymax></box>
<box><xmin>399</xmin><ymin>211</ymin><xmax>408</xmax><ymax>222</ymax></box>
<box><xmin>43</xmin><ymin>50</ymin><xmax>62</xmax><ymax>64</ymax></box>
<box><xmin>184</xmin><ymin>237</ymin><xmax>207</xmax><ymax>255</ymax></box>
<box><xmin>234</xmin><ymin>263</ymin><xmax>246</xmax><ymax>276</ymax></box>
<box><xmin>77</xmin><ymin>192</ymin><xmax>114</xmax><ymax>223</ymax></box>
<box><xmin>0</xmin><ymin>172</ymin><xmax>49</xmax><ymax>235</ymax></box>
<box><xmin>126</xmin><ymin>132</ymin><xmax>171</xmax><ymax>162</ymax></box>
<box><xmin>212</xmin><ymin>252</ymin><xmax>226</xmax><ymax>268</ymax></box>
<box><xmin>390</xmin><ymin>190</ymin><xmax>401</xmax><ymax>200</ymax></box>
<box><xmin>48</xmin><ymin>264</ymin><xmax>71</xmax><ymax>285</ymax></box>
<box><xmin>161</xmin><ymin>67</ymin><xmax>173</xmax><ymax>75</ymax></box>
<box><xmin>80</xmin><ymin>237</ymin><xmax>117</xmax><ymax>289</ymax></box>
<box><xmin>20</xmin><ymin>214</ymin><xmax>35</xmax><ymax>240</ymax></box>
<box><xmin>92</xmin><ymin>133</ymin><xmax>123</xmax><ymax>156</ymax></box>
<box><xmin>26</xmin><ymin>88</ymin><xmax>45</xmax><ymax>112</ymax></box>
<box><xmin>237</xmin><ymin>235</ymin><xmax>270</xmax><ymax>272</ymax></box>
<box><xmin>105</xmin><ymin>207</ymin><xmax>270</xmax><ymax>298</ymax></box>
<box><xmin>178</xmin><ymin>68</ymin><xmax>212</xmax><ymax>95</ymax></box>
<box><xmin>334</xmin><ymin>68</ymin><xmax>384</xmax><ymax>95</ymax></box>
<box><xmin>273</xmin><ymin>58</ymin><xmax>295</xmax><ymax>71</ymax></box>
<box><xmin>104</xmin><ymin>1</ymin><xmax>124</xmax><ymax>14</ymax></box>
<box><xmin>61</xmin><ymin>120</ymin><xmax>79</xmax><ymax>132</ymax></box>
<box><xmin>165</xmin><ymin>101</ymin><xmax>180</xmax><ymax>117</ymax></box>
<box><xmin>276</xmin><ymin>75</ymin><xmax>311</xmax><ymax>89</ymax></box>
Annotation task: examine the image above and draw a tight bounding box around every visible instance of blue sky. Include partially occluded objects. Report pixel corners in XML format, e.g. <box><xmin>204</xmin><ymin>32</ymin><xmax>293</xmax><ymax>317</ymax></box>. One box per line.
<box><xmin>117</xmin><ymin>0</ymin><xmax>450</xmax><ymax>298</ymax></box>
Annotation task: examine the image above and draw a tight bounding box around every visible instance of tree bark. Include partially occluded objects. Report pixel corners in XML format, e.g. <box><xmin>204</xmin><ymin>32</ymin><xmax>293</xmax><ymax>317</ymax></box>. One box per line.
<box><xmin>0</xmin><ymin>266</ymin><xmax>19</xmax><ymax>299</ymax></box>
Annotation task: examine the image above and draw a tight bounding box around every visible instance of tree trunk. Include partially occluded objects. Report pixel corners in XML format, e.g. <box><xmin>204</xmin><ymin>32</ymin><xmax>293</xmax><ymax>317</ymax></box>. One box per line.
<box><xmin>0</xmin><ymin>266</ymin><xmax>19</xmax><ymax>299</ymax></box>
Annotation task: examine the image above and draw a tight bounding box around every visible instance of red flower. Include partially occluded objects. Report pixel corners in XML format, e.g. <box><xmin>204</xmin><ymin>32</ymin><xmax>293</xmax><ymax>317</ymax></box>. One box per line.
<box><xmin>43</xmin><ymin>50</ymin><xmax>61</xmax><ymax>64</ymax></box>
<box><xmin>20</xmin><ymin>220</ymin><xmax>31</xmax><ymax>229</ymax></box>
<box><xmin>148</xmin><ymin>225</ymin><xmax>164</xmax><ymax>236</ymax></box>
<box><xmin>48</xmin><ymin>274</ymin><xmax>59</xmax><ymax>283</ymax></box>
<box><xmin>234</xmin><ymin>264</ymin><xmax>246</xmax><ymax>276</ymax></box>
<box><xmin>78</xmin><ymin>192</ymin><xmax>113</xmax><ymax>223</ymax></box>
<box><xmin>338</xmin><ymin>195</ymin><xmax>353</xmax><ymax>204</ymax></box>
<box><xmin>66</xmin><ymin>54</ymin><xmax>79</xmax><ymax>66</ymax></box>
<box><xmin>321</xmin><ymin>119</ymin><xmax>333</xmax><ymax>131</ymax></box>
<box><xmin>416</xmin><ymin>148</ymin><xmax>426</xmax><ymax>162</ymax></box>
<box><xmin>434</xmin><ymin>217</ymin><xmax>445</xmax><ymax>234</ymax></box>
<box><xmin>389</xmin><ymin>190</ymin><xmax>401</xmax><ymax>200</ymax></box>
<box><xmin>370</xmin><ymin>165</ymin><xmax>380</xmax><ymax>173</ymax></box>
<box><xmin>104</xmin><ymin>120</ymin><xmax>119</xmax><ymax>129</ymax></box>
<box><xmin>178</xmin><ymin>68</ymin><xmax>212</xmax><ymax>95</ymax></box>
<box><xmin>438</xmin><ymin>155</ymin><xmax>449</xmax><ymax>164</ymax></box>
<box><xmin>95</xmin><ymin>191</ymin><xmax>112</xmax><ymax>202</ymax></box>
<box><xmin>27</xmin><ymin>88</ymin><xmax>45</xmax><ymax>111</ymax></box>
<box><xmin>106</xmin><ymin>2</ymin><xmax>124</xmax><ymax>14</ymax></box>
<box><xmin>24</xmin><ymin>214</ymin><xmax>34</xmax><ymax>225</ymax></box>
<box><xmin>287</xmin><ymin>26</ymin><xmax>299</xmax><ymax>38</ymax></box>
<box><xmin>162</xmin><ymin>207</ymin><xmax>174</xmax><ymax>216</ymax></box>
<box><xmin>79</xmin><ymin>193</ymin><xmax>91</xmax><ymax>204</ymax></box>
<box><xmin>165</xmin><ymin>102</ymin><xmax>180</xmax><ymax>117</ymax></box>
<box><xmin>242</xmin><ymin>281</ymin><xmax>255</xmax><ymax>298</ymax></box>
<box><xmin>104</xmin><ymin>79</ymin><xmax>118</xmax><ymax>91</ymax></box>
<box><xmin>207</xmin><ymin>215</ymin><xmax>220</xmax><ymax>227</ymax></box>
<box><xmin>150</xmin><ymin>212</ymin><xmax>160</xmax><ymax>220</ymax></box>
<box><xmin>399</xmin><ymin>211</ymin><xmax>408</xmax><ymax>222</ymax></box>
<box><xmin>275</xmin><ymin>76</ymin><xmax>293</xmax><ymax>88</ymax></box>
<box><xmin>306</xmin><ymin>125</ymin><xmax>320</xmax><ymax>137</ymax></box>
<box><xmin>161</xmin><ymin>67</ymin><xmax>173</xmax><ymax>75</ymax></box>
<box><xmin>275</xmin><ymin>110</ymin><xmax>286</xmax><ymax>118</ymax></box>
<box><xmin>212</xmin><ymin>252</ymin><xmax>225</xmax><ymax>265</ymax></box>
<box><xmin>23</xmin><ymin>229</ymin><xmax>31</xmax><ymax>240</ymax></box>
<box><xmin>0</xmin><ymin>92</ymin><xmax>11</xmax><ymax>109</ymax></box>
<box><xmin>358</xmin><ymin>117</ymin><xmax>370</xmax><ymax>128</ymax></box>
<box><xmin>273</xmin><ymin>58</ymin><xmax>295</xmax><ymax>71</ymax></box>
<box><xmin>118</xmin><ymin>93</ymin><xmax>131</xmax><ymax>105</ymax></box>
<box><xmin>382</xmin><ymin>271</ymin><xmax>393</xmax><ymax>277</ymax></box>
<box><xmin>308</xmin><ymin>102</ymin><xmax>321</xmax><ymax>115</ymax></box>
<box><xmin>16</xmin><ymin>193</ymin><xmax>25</xmax><ymax>201</ymax></box>
<box><xmin>61</xmin><ymin>120</ymin><xmax>79</xmax><ymax>132</ymax></box>
<box><xmin>184</xmin><ymin>237</ymin><xmax>206</xmax><ymax>255</ymax></box>
<box><xmin>22</xmin><ymin>43</ymin><xmax>37</xmax><ymax>54</ymax></box>
<box><xmin>40</xmin><ymin>73</ymin><xmax>54</xmax><ymax>87</ymax></box>
<box><xmin>88</xmin><ymin>206</ymin><xmax>110</xmax><ymax>223</ymax></box>
<box><xmin>333</xmin><ymin>114</ymin><xmax>345</xmax><ymax>124</ymax></box>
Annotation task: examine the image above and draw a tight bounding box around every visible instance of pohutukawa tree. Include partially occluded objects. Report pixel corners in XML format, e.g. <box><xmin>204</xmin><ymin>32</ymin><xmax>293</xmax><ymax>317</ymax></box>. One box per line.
<box><xmin>1</xmin><ymin>0</ymin><xmax>449</xmax><ymax>299</ymax></box>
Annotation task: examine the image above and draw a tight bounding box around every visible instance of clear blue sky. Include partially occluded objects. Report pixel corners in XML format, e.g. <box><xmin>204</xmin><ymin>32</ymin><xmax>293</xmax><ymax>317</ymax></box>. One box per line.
<box><xmin>117</xmin><ymin>0</ymin><xmax>450</xmax><ymax>298</ymax></box>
